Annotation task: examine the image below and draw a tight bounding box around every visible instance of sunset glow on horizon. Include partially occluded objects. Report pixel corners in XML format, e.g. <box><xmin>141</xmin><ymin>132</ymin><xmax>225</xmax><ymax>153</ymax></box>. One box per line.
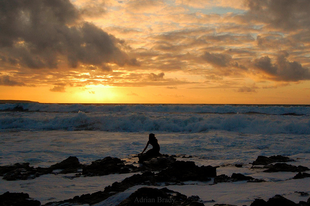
<box><xmin>1</xmin><ymin>0</ymin><xmax>310</xmax><ymax>104</ymax></box>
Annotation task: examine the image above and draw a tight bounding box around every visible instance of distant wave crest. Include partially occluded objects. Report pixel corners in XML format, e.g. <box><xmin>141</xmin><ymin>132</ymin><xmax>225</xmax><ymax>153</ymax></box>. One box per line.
<box><xmin>1</xmin><ymin>103</ymin><xmax>310</xmax><ymax>134</ymax></box>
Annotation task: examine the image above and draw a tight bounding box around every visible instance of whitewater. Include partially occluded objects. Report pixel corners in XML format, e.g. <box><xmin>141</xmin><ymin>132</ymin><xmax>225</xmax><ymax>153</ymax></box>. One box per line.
<box><xmin>1</xmin><ymin>103</ymin><xmax>310</xmax><ymax>205</ymax></box>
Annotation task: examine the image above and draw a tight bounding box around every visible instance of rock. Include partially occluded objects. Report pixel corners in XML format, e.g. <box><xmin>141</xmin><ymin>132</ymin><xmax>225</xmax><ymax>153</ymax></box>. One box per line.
<box><xmin>263</xmin><ymin>163</ymin><xmax>309</xmax><ymax>173</ymax></box>
<box><xmin>141</xmin><ymin>154</ymin><xmax>176</xmax><ymax>170</ymax></box>
<box><xmin>235</xmin><ymin>164</ymin><xmax>243</xmax><ymax>168</ymax></box>
<box><xmin>250</xmin><ymin>195</ymin><xmax>310</xmax><ymax>206</ymax></box>
<box><xmin>231</xmin><ymin>173</ymin><xmax>254</xmax><ymax>181</ymax></box>
<box><xmin>0</xmin><ymin>192</ymin><xmax>40</xmax><ymax>206</ymax></box>
<box><xmin>214</xmin><ymin>204</ymin><xmax>237</xmax><ymax>206</ymax></box>
<box><xmin>293</xmin><ymin>172</ymin><xmax>310</xmax><ymax>179</ymax></box>
<box><xmin>44</xmin><ymin>160</ymin><xmax>217</xmax><ymax>205</ymax></box>
<box><xmin>250</xmin><ymin>199</ymin><xmax>268</xmax><ymax>206</ymax></box>
<box><xmin>214</xmin><ymin>174</ymin><xmax>231</xmax><ymax>184</ymax></box>
<box><xmin>0</xmin><ymin>157</ymin><xmax>83</xmax><ymax>180</ymax></box>
<box><xmin>267</xmin><ymin>195</ymin><xmax>298</xmax><ymax>206</ymax></box>
<box><xmin>214</xmin><ymin>173</ymin><xmax>263</xmax><ymax>184</ymax></box>
<box><xmin>117</xmin><ymin>187</ymin><xmax>204</xmax><ymax>206</ymax></box>
<box><xmin>252</xmin><ymin>155</ymin><xmax>294</xmax><ymax>165</ymax></box>
<box><xmin>156</xmin><ymin>161</ymin><xmax>216</xmax><ymax>182</ymax></box>
<box><xmin>295</xmin><ymin>191</ymin><xmax>309</xmax><ymax>197</ymax></box>
<box><xmin>299</xmin><ymin>201</ymin><xmax>310</xmax><ymax>206</ymax></box>
<box><xmin>44</xmin><ymin>172</ymin><xmax>157</xmax><ymax>206</ymax></box>
<box><xmin>82</xmin><ymin>156</ymin><xmax>137</xmax><ymax>176</ymax></box>
<box><xmin>50</xmin><ymin>156</ymin><xmax>81</xmax><ymax>170</ymax></box>
<box><xmin>0</xmin><ymin>163</ymin><xmax>48</xmax><ymax>181</ymax></box>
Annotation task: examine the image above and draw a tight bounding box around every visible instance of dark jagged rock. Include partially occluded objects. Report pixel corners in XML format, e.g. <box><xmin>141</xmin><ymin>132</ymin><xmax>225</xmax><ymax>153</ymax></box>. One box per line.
<box><xmin>299</xmin><ymin>201</ymin><xmax>310</xmax><ymax>206</ymax></box>
<box><xmin>50</xmin><ymin>156</ymin><xmax>81</xmax><ymax>170</ymax></box>
<box><xmin>263</xmin><ymin>163</ymin><xmax>309</xmax><ymax>173</ymax></box>
<box><xmin>0</xmin><ymin>162</ymin><xmax>51</xmax><ymax>181</ymax></box>
<box><xmin>0</xmin><ymin>157</ymin><xmax>83</xmax><ymax>180</ymax></box>
<box><xmin>250</xmin><ymin>195</ymin><xmax>310</xmax><ymax>206</ymax></box>
<box><xmin>140</xmin><ymin>154</ymin><xmax>176</xmax><ymax>170</ymax></box>
<box><xmin>295</xmin><ymin>191</ymin><xmax>309</xmax><ymax>197</ymax></box>
<box><xmin>250</xmin><ymin>199</ymin><xmax>268</xmax><ymax>206</ymax></box>
<box><xmin>214</xmin><ymin>174</ymin><xmax>231</xmax><ymax>184</ymax></box>
<box><xmin>232</xmin><ymin>173</ymin><xmax>264</xmax><ymax>182</ymax></box>
<box><xmin>44</xmin><ymin>172</ymin><xmax>157</xmax><ymax>206</ymax></box>
<box><xmin>214</xmin><ymin>204</ymin><xmax>237</xmax><ymax>206</ymax></box>
<box><xmin>117</xmin><ymin>187</ymin><xmax>204</xmax><ymax>206</ymax></box>
<box><xmin>82</xmin><ymin>156</ymin><xmax>137</xmax><ymax>176</ymax></box>
<box><xmin>156</xmin><ymin>161</ymin><xmax>216</xmax><ymax>182</ymax></box>
<box><xmin>0</xmin><ymin>163</ymin><xmax>31</xmax><ymax>176</ymax></box>
<box><xmin>267</xmin><ymin>195</ymin><xmax>298</xmax><ymax>206</ymax></box>
<box><xmin>0</xmin><ymin>192</ymin><xmax>40</xmax><ymax>206</ymax></box>
<box><xmin>231</xmin><ymin>173</ymin><xmax>254</xmax><ymax>181</ymax></box>
<box><xmin>214</xmin><ymin>173</ymin><xmax>263</xmax><ymax>184</ymax></box>
<box><xmin>293</xmin><ymin>172</ymin><xmax>310</xmax><ymax>179</ymax></box>
<box><xmin>44</xmin><ymin>160</ymin><xmax>216</xmax><ymax>205</ymax></box>
<box><xmin>252</xmin><ymin>155</ymin><xmax>294</xmax><ymax>166</ymax></box>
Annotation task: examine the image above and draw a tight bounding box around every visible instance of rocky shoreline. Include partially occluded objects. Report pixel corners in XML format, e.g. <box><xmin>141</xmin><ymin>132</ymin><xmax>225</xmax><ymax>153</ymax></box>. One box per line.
<box><xmin>1</xmin><ymin>155</ymin><xmax>310</xmax><ymax>206</ymax></box>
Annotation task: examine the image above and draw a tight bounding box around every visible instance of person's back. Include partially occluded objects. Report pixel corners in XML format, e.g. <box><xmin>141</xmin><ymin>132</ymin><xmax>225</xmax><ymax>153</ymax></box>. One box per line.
<box><xmin>139</xmin><ymin>133</ymin><xmax>161</xmax><ymax>163</ymax></box>
<box><xmin>149</xmin><ymin>134</ymin><xmax>160</xmax><ymax>152</ymax></box>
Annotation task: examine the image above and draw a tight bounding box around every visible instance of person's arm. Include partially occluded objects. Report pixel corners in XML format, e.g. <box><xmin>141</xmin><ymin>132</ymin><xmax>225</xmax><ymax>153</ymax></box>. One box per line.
<box><xmin>141</xmin><ymin>141</ymin><xmax>149</xmax><ymax>154</ymax></box>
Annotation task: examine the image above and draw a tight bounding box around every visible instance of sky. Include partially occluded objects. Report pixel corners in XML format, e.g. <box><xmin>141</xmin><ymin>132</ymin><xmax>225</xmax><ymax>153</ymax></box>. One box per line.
<box><xmin>0</xmin><ymin>0</ymin><xmax>310</xmax><ymax>104</ymax></box>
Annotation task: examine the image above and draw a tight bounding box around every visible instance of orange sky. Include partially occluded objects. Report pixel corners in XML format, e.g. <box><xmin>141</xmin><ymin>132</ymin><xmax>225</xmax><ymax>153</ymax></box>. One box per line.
<box><xmin>1</xmin><ymin>0</ymin><xmax>310</xmax><ymax>104</ymax></box>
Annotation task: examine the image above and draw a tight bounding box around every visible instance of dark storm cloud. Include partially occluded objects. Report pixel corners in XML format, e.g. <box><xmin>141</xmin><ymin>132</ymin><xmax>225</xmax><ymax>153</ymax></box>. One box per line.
<box><xmin>256</xmin><ymin>35</ymin><xmax>295</xmax><ymax>49</ymax></box>
<box><xmin>201</xmin><ymin>52</ymin><xmax>232</xmax><ymax>67</ymax></box>
<box><xmin>245</xmin><ymin>0</ymin><xmax>310</xmax><ymax>31</ymax></box>
<box><xmin>0</xmin><ymin>0</ymin><xmax>136</xmax><ymax>70</ymax></box>
<box><xmin>0</xmin><ymin>75</ymin><xmax>25</xmax><ymax>86</ymax></box>
<box><xmin>253</xmin><ymin>52</ymin><xmax>310</xmax><ymax>81</ymax></box>
<box><xmin>148</xmin><ymin>72</ymin><xmax>165</xmax><ymax>81</ymax></box>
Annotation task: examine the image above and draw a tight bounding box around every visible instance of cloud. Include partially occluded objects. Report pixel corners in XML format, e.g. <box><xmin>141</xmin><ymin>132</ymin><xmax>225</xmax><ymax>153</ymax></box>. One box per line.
<box><xmin>0</xmin><ymin>75</ymin><xmax>25</xmax><ymax>86</ymax></box>
<box><xmin>253</xmin><ymin>52</ymin><xmax>310</xmax><ymax>81</ymax></box>
<box><xmin>126</xmin><ymin>0</ymin><xmax>165</xmax><ymax>13</ymax></box>
<box><xmin>237</xmin><ymin>85</ymin><xmax>257</xmax><ymax>93</ymax></box>
<box><xmin>245</xmin><ymin>0</ymin><xmax>310</xmax><ymax>31</ymax></box>
<box><xmin>201</xmin><ymin>52</ymin><xmax>232</xmax><ymax>67</ymax></box>
<box><xmin>78</xmin><ymin>0</ymin><xmax>107</xmax><ymax>18</ymax></box>
<box><xmin>148</xmin><ymin>72</ymin><xmax>165</xmax><ymax>81</ymax></box>
<box><xmin>0</xmin><ymin>0</ymin><xmax>136</xmax><ymax>70</ymax></box>
<box><xmin>256</xmin><ymin>34</ymin><xmax>295</xmax><ymax>50</ymax></box>
<box><xmin>175</xmin><ymin>0</ymin><xmax>246</xmax><ymax>10</ymax></box>
<box><xmin>50</xmin><ymin>85</ymin><xmax>66</xmax><ymax>92</ymax></box>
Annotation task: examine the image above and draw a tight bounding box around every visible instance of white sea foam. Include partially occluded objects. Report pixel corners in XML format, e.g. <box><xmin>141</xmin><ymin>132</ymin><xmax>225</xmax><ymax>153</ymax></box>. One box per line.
<box><xmin>1</xmin><ymin>103</ymin><xmax>310</xmax><ymax>134</ymax></box>
<box><xmin>1</xmin><ymin>103</ymin><xmax>310</xmax><ymax>114</ymax></box>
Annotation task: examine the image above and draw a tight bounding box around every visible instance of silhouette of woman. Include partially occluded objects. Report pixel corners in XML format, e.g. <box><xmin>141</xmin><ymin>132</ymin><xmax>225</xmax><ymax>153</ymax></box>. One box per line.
<box><xmin>138</xmin><ymin>133</ymin><xmax>160</xmax><ymax>163</ymax></box>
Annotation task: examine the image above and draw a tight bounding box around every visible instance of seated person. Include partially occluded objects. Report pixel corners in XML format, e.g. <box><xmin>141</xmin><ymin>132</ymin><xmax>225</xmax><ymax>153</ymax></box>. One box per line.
<box><xmin>138</xmin><ymin>133</ymin><xmax>160</xmax><ymax>163</ymax></box>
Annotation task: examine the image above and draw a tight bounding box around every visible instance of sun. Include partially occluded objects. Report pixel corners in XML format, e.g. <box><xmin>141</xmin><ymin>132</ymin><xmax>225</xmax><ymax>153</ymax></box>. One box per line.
<box><xmin>76</xmin><ymin>85</ymin><xmax>119</xmax><ymax>103</ymax></box>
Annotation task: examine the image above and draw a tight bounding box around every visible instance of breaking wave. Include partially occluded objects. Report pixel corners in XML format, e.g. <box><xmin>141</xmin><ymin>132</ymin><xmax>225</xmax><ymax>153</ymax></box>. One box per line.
<box><xmin>1</xmin><ymin>103</ymin><xmax>310</xmax><ymax>134</ymax></box>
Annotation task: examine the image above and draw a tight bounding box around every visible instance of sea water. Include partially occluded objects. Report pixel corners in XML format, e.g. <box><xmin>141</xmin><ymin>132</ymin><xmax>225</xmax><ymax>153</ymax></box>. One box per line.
<box><xmin>0</xmin><ymin>103</ymin><xmax>310</xmax><ymax>205</ymax></box>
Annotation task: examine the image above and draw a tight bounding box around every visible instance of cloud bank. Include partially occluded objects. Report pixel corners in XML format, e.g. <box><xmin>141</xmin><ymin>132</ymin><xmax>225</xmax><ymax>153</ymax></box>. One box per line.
<box><xmin>0</xmin><ymin>0</ymin><xmax>310</xmax><ymax>98</ymax></box>
<box><xmin>0</xmin><ymin>0</ymin><xmax>136</xmax><ymax>82</ymax></box>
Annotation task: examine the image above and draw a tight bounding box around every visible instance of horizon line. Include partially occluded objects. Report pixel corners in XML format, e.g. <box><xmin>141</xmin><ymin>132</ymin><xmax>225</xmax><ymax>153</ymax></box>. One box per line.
<box><xmin>0</xmin><ymin>100</ymin><xmax>309</xmax><ymax>106</ymax></box>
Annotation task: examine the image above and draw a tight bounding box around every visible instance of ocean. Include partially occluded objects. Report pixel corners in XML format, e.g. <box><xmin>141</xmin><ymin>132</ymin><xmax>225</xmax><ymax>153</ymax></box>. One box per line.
<box><xmin>0</xmin><ymin>103</ymin><xmax>310</xmax><ymax>205</ymax></box>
